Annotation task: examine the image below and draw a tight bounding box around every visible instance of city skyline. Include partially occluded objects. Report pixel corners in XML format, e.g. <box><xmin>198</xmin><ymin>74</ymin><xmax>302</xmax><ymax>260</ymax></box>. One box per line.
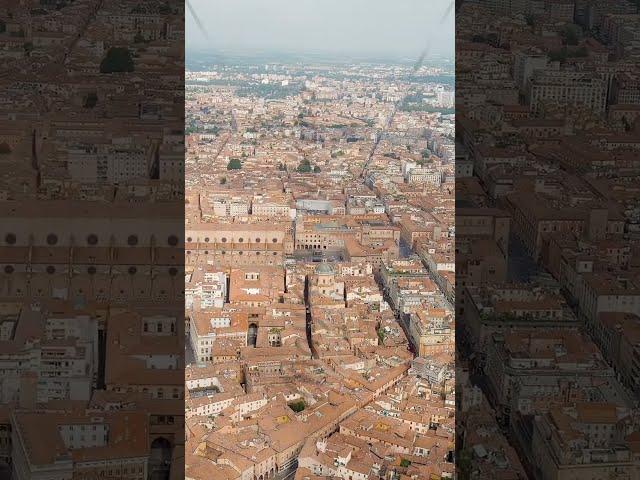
<box><xmin>186</xmin><ymin>0</ymin><xmax>455</xmax><ymax>60</ymax></box>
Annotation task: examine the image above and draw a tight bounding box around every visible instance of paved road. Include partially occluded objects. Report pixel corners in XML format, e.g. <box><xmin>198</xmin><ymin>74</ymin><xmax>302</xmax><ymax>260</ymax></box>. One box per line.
<box><xmin>399</xmin><ymin>239</ymin><xmax>413</xmax><ymax>258</ymax></box>
<box><xmin>279</xmin><ymin>471</ymin><xmax>296</xmax><ymax>480</ymax></box>
<box><xmin>185</xmin><ymin>334</ymin><xmax>196</xmax><ymax>365</ymax></box>
<box><xmin>507</xmin><ymin>233</ymin><xmax>541</xmax><ymax>282</ymax></box>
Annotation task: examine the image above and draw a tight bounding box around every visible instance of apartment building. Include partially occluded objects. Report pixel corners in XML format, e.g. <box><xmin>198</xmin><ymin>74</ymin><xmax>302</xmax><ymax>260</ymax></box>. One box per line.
<box><xmin>527</xmin><ymin>70</ymin><xmax>607</xmax><ymax>116</ymax></box>
<box><xmin>11</xmin><ymin>411</ymin><xmax>149</xmax><ymax>480</ymax></box>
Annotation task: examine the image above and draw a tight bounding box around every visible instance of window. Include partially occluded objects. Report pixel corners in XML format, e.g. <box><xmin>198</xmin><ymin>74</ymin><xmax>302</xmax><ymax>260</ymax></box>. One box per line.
<box><xmin>127</xmin><ymin>235</ymin><xmax>138</xmax><ymax>246</ymax></box>
<box><xmin>46</xmin><ymin>266</ymin><xmax>56</xmax><ymax>274</ymax></box>
<box><xmin>46</xmin><ymin>234</ymin><xmax>58</xmax><ymax>245</ymax></box>
<box><xmin>5</xmin><ymin>233</ymin><xmax>16</xmax><ymax>245</ymax></box>
<box><xmin>168</xmin><ymin>235</ymin><xmax>179</xmax><ymax>246</ymax></box>
<box><xmin>87</xmin><ymin>234</ymin><xmax>98</xmax><ymax>245</ymax></box>
<box><xmin>128</xmin><ymin>266</ymin><xmax>137</xmax><ymax>275</ymax></box>
<box><xmin>88</xmin><ymin>266</ymin><xmax>97</xmax><ymax>275</ymax></box>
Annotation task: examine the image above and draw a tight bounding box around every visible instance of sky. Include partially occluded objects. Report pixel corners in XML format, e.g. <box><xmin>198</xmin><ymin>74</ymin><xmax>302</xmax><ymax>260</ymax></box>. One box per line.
<box><xmin>186</xmin><ymin>0</ymin><xmax>454</xmax><ymax>61</ymax></box>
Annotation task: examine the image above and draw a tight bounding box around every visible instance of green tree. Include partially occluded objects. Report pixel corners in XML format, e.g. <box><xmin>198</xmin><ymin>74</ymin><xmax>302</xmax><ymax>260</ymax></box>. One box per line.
<box><xmin>562</xmin><ymin>24</ymin><xmax>581</xmax><ymax>45</ymax></box>
<box><xmin>549</xmin><ymin>47</ymin><xmax>569</xmax><ymax>62</ymax></box>
<box><xmin>227</xmin><ymin>158</ymin><xmax>242</xmax><ymax>170</ymax></box>
<box><xmin>100</xmin><ymin>47</ymin><xmax>134</xmax><ymax>74</ymax></box>
<box><xmin>288</xmin><ymin>400</ymin><xmax>306</xmax><ymax>412</ymax></box>
<box><xmin>83</xmin><ymin>92</ymin><xmax>98</xmax><ymax>109</ymax></box>
<box><xmin>457</xmin><ymin>448</ymin><xmax>473</xmax><ymax>480</ymax></box>
<box><xmin>313</xmin><ymin>165</ymin><xmax>321</xmax><ymax>173</ymax></box>
<box><xmin>296</xmin><ymin>159</ymin><xmax>312</xmax><ymax>173</ymax></box>
<box><xmin>621</xmin><ymin>116</ymin><xmax>631</xmax><ymax>132</ymax></box>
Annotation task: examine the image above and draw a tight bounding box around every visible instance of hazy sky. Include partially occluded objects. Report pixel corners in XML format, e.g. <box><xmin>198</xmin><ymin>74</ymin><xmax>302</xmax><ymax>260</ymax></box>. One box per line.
<box><xmin>186</xmin><ymin>0</ymin><xmax>454</xmax><ymax>60</ymax></box>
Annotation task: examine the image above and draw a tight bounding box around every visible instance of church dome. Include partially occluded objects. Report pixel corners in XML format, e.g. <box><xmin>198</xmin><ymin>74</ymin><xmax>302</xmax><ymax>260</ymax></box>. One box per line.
<box><xmin>315</xmin><ymin>263</ymin><xmax>334</xmax><ymax>275</ymax></box>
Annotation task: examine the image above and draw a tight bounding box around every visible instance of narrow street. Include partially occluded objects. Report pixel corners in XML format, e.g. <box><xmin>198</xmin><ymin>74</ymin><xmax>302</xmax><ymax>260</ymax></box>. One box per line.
<box><xmin>304</xmin><ymin>275</ymin><xmax>316</xmax><ymax>359</ymax></box>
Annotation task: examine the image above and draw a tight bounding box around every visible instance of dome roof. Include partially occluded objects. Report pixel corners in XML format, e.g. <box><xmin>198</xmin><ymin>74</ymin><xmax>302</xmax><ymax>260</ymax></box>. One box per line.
<box><xmin>315</xmin><ymin>263</ymin><xmax>334</xmax><ymax>275</ymax></box>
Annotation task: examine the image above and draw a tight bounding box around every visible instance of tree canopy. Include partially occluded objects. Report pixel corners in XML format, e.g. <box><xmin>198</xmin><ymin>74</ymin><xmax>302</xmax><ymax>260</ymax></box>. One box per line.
<box><xmin>227</xmin><ymin>158</ymin><xmax>242</xmax><ymax>170</ymax></box>
<box><xmin>100</xmin><ymin>47</ymin><xmax>134</xmax><ymax>74</ymax></box>
<box><xmin>296</xmin><ymin>159</ymin><xmax>312</xmax><ymax>173</ymax></box>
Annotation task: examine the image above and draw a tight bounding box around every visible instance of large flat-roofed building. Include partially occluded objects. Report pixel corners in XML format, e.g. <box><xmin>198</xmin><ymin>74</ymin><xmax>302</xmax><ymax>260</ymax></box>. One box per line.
<box><xmin>527</xmin><ymin>70</ymin><xmax>607</xmax><ymax>116</ymax></box>
<box><xmin>11</xmin><ymin>411</ymin><xmax>150</xmax><ymax>480</ymax></box>
<box><xmin>0</xmin><ymin>200</ymin><xmax>183</xmax><ymax>304</ymax></box>
<box><xmin>185</xmin><ymin>223</ymin><xmax>290</xmax><ymax>267</ymax></box>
